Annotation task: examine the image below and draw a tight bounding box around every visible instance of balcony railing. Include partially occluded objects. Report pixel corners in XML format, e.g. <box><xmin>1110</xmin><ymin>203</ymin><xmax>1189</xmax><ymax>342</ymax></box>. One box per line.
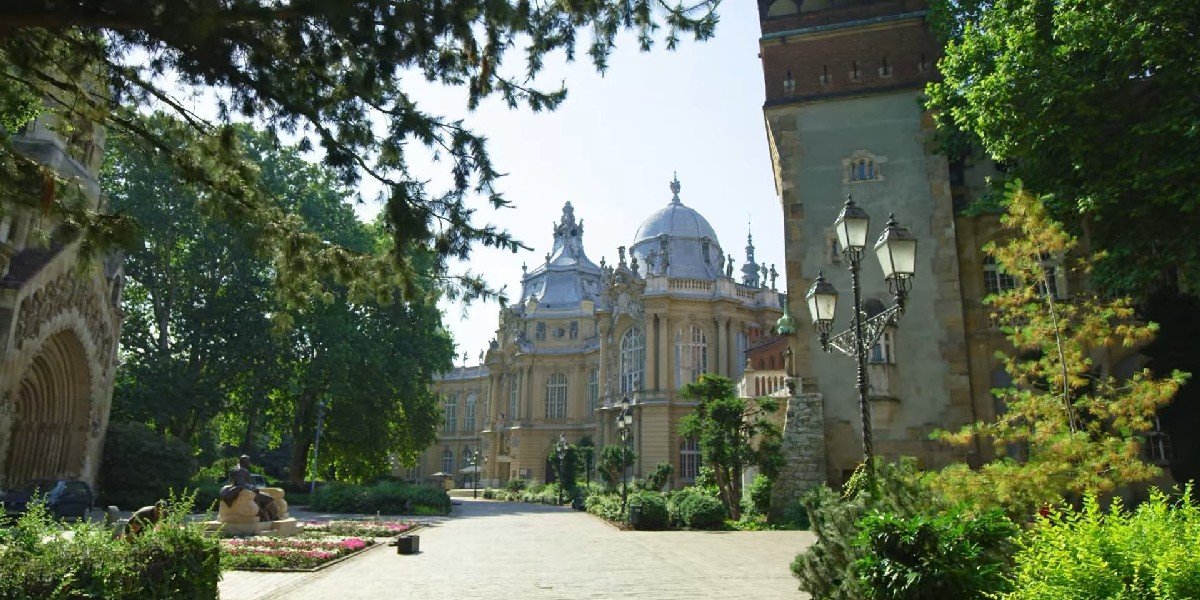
<box><xmin>737</xmin><ymin>369</ymin><xmax>793</xmax><ymax>398</ymax></box>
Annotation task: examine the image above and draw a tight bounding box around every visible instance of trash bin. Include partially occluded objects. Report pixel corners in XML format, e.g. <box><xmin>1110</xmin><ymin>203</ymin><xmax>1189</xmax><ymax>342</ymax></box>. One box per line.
<box><xmin>627</xmin><ymin>501</ymin><xmax>642</xmax><ymax>529</ymax></box>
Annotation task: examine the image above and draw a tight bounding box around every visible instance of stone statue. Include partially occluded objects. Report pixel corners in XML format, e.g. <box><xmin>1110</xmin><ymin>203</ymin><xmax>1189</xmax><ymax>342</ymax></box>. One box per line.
<box><xmin>718</xmin><ymin>252</ymin><xmax>726</xmax><ymax>271</ymax></box>
<box><xmin>630</xmin><ymin>256</ymin><xmax>639</xmax><ymax>276</ymax></box>
<box><xmin>760</xmin><ymin>264</ymin><xmax>769</xmax><ymax>288</ymax></box>
<box><xmin>220</xmin><ymin>455</ymin><xmax>279</xmax><ymax>522</ymax></box>
<box><xmin>478</xmin><ymin>350</ymin><xmax>484</xmax><ymax>363</ymax></box>
<box><xmin>125</xmin><ymin>501</ymin><xmax>164</xmax><ymax>539</ymax></box>
<box><xmin>726</xmin><ymin>255</ymin><xmax>735</xmax><ymax>278</ymax></box>
<box><xmin>658</xmin><ymin>234</ymin><xmax>671</xmax><ymax>269</ymax></box>
<box><xmin>769</xmin><ymin>264</ymin><xmax>779</xmax><ymax>290</ymax></box>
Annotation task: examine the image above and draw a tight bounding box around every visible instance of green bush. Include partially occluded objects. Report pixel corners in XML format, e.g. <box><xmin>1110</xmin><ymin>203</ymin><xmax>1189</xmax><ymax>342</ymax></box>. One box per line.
<box><xmin>505</xmin><ymin>478</ymin><xmax>528</xmax><ymax>493</ymax></box>
<box><xmin>746</xmin><ymin>473</ymin><xmax>773</xmax><ymax>516</ymax></box>
<box><xmin>309</xmin><ymin>481</ymin><xmax>450</xmax><ymax>515</ymax></box>
<box><xmin>628</xmin><ymin>491</ymin><xmax>670</xmax><ymax>530</ymax></box>
<box><xmin>586</xmin><ymin>493</ymin><xmax>626</xmax><ymax>523</ymax></box>
<box><xmin>0</xmin><ymin>496</ymin><xmax>220</xmax><ymax>599</ymax></box>
<box><xmin>482</xmin><ymin>488</ymin><xmax>496</xmax><ymax>499</ymax></box>
<box><xmin>791</xmin><ymin>459</ymin><xmax>936</xmax><ymax>599</ymax></box>
<box><xmin>636</xmin><ymin>462</ymin><xmax>674</xmax><ymax>492</ymax></box>
<box><xmin>781</xmin><ymin>500</ymin><xmax>810</xmax><ymax>530</ymax></box>
<box><xmin>97</xmin><ymin>421</ymin><xmax>197</xmax><ymax>510</ymax></box>
<box><xmin>1001</xmin><ymin>489</ymin><xmax>1200</xmax><ymax>600</ymax></box>
<box><xmin>670</xmin><ymin>488</ymin><xmax>726</xmax><ymax>530</ymax></box>
<box><xmin>519</xmin><ymin>483</ymin><xmax>562</xmax><ymax>505</ymax></box>
<box><xmin>855</xmin><ymin>507</ymin><xmax>1017</xmax><ymax>599</ymax></box>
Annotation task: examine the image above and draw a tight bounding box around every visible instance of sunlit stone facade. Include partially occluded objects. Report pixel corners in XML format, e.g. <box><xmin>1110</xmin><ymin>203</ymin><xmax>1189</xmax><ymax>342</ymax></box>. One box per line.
<box><xmin>415</xmin><ymin>179</ymin><xmax>783</xmax><ymax>487</ymax></box>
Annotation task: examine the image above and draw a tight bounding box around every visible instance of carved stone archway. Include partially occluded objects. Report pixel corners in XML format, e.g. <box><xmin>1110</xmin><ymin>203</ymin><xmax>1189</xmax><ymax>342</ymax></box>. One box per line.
<box><xmin>4</xmin><ymin>329</ymin><xmax>94</xmax><ymax>487</ymax></box>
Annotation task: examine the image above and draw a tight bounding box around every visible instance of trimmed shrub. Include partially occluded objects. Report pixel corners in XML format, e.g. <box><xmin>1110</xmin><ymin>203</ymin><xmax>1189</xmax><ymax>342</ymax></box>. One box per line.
<box><xmin>586</xmin><ymin>493</ymin><xmax>625</xmax><ymax>523</ymax></box>
<box><xmin>855</xmin><ymin>507</ymin><xmax>1017</xmax><ymax>599</ymax></box>
<box><xmin>746</xmin><ymin>473</ymin><xmax>773</xmax><ymax>516</ymax></box>
<box><xmin>309</xmin><ymin>481</ymin><xmax>450</xmax><ymax>515</ymax></box>
<box><xmin>0</xmin><ymin>497</ymin><xmax>220</xmax><ymax>599</ymax></box>
<box><xmin>97</xmin><ymin>421</ymin><xmax>196</xmax><ymax>509</ymax></box>
<box><xmin>505</xmin><ymin>478</ymin><xmax>528</xmax><ymax>493</ymax></box>
<box><xmin>636</xmin><ymin>463</ymin><xmax>673</xmax><ymax>492</ymax></box>
<box><xmin>1002</xmin><ymin>489</ymin><xmax>1200</xmax><ymax>600</ymax></box>
<box><xmin>670</xmin><ymin>488</ymin><xmax>726</xmax><ymax>530</ymax></box>
<box><xmin>628</xmin><ymin>491</ymin><xmax>670</xmax><ymax>530</ymax></box>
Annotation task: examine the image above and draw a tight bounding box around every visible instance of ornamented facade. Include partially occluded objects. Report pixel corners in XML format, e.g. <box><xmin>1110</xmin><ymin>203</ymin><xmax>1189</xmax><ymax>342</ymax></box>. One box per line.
<box><xmin>415</xmin><ymin>179</ymin><xmax>784</xmax><ymax>487</ymax></box>
<box><xmin>0</xmin><ymin>113</ymin><xmax>123</xmax><ymax>491</ymax></box>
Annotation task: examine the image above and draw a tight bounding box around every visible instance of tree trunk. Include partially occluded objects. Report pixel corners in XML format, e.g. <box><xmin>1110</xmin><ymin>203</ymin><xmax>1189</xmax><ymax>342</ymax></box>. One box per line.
<box><xmin>288</xmin><ymin>389</ymin><xmax>317</xmax><ymax>484</ymax></box>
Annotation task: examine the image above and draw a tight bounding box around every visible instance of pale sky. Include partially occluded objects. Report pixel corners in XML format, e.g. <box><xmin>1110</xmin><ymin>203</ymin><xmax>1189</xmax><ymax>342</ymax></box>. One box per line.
<box><xmin>383</xmin><ymin>4</ymin><xmax>786</xmax><ymax>362</ymax></box>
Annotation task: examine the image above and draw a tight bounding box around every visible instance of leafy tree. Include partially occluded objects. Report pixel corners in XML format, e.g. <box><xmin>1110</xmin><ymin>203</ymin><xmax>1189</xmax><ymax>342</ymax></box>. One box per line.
<box><xmin>678</xmin><ymin>374</ymin><xmax>782</xmax><ymax>520</ymax></box>
<box><xmin>927</xmin><ymin>0</ymin><xmax>1200</xmax><ymax>296</ymax></box>
<box><xmin>2</xmin><ymin>0</ymin><xmax>718</xmax><ymax>303</ymax></box>
<box><xmin>597</xmin><ymin>444</ymin><xmax>636</xmax><ymax>492</ymax></box>
<box><xmin>933</xmin><ymin>184</ymin><xmax>1188</xmax><ymax>517</ymax></box>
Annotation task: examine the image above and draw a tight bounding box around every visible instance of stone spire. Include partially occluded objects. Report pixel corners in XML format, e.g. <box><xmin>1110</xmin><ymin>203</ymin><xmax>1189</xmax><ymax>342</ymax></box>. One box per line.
<box><xmin>669</xmin><ymin>172</ymin><xmax>682</xmax><ymax>205</ymax></box>
<box><xmin>741</xmin><ymin>229</ymin><xmax>760</xmax><ymax>286</ymax></box>
<box><xmin>551</xmin><ymin>200</ymin><xmax>585</xmax><ymax>256</ymax></box>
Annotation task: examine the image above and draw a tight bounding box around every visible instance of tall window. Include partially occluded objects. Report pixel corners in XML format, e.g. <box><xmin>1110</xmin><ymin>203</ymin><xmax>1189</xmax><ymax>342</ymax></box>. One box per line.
<box><xmin>587</xmin><ymin>368</ymin><xmax>599</xmax><ymax>414</ymax></box>
<box><xmin>1036</xmin><ymin>252</ymin><xmax>1063</xmax><ymax>299</ymax></box>
<box><xmin>869</xmin><ymin>331</ymin><xmax>895</xmax><ymax>364</ymax></box>
<box><xmin>464</xmin><ymin>392</ymin><xmax>477</xmax><ymax>432</ymax></box>
<box><xmin>680</xmin><ymin>438</ymin><xmax>700</xmax><ymax>482</ymax></box>
<box><xmin>733</xmin><ymin>331</ymin><xmax>749</xmax><ymax>380</ymax></box>
<box><xmin>1142</xmin><ymin>415</ymin><xmax>1171</xmax><ymax>465</ymax></box>
<box><xmin>441</xmin><ymin>448</ymin><xmax>454</xmax><ymax>473</ymax></box>
<box><xmin>620</xmin><ymin>327</ymin><xmax>646</xmax><ymax>394</ymax></box>
<box><xmin>443</xmin><ymin>393</ymin><xmax>458</xmax><ymax>433</ymax></box>
<box><xmin>983</xmin><ymin>255</ymin><xmax>1017</xmax><ymax>296</ymax></box>
<box><xmin>546</xmin><ymin>373</ymin><xmax>567</xmax><ymax>419</ymax></box>
<box><xmin>675</xmin><ymin>325</ymin><xmax>708</xmax><ymax>388</ymax></box>
<box><xmin>508</xmin><ymin>373</ymin><xmax>521</xmax><ymax>420</ymax></box>
<box><xmin>462</xmin><ymin>446</ymin><xmax>473</xmax><ymax>470</ymax></box>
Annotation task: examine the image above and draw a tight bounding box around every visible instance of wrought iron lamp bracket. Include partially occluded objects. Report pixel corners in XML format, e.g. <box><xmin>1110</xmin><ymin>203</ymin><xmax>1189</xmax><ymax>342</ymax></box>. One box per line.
<box><xmin>824</xmin><ymin>302</ymin><xmax>902</xmax><ymax>358</ymax></box>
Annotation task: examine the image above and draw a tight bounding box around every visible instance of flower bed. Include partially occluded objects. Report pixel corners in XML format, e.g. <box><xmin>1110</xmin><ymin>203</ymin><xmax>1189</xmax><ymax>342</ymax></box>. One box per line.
<box><xmin>221</xmin><ymin>536</ymin><xmax>373</xmax><ymax>571</ymax></box>
<box><xmin>301</xmin><ymin>519</ymin><xmax>418</xmax><ymax>537</ymax></box>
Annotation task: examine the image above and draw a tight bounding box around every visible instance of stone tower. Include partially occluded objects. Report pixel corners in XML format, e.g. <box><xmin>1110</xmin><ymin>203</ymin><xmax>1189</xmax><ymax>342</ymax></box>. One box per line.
<box><xmin>757</xmin><ymin>0</ymin><xmax>979</xmax><ymax>486</ymax></box>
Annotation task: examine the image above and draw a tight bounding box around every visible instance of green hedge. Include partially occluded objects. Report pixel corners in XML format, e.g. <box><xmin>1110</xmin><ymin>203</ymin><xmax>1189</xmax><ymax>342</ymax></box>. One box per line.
<box><xmin>309</xmin><ymin>481</ymin><xmax>450</xmax><ymax>515</ymax></box>
<box><xmin>669</xmin><ymin>489</ymin><xmax>726</xmax><ymax>530</ymax></box>
<box><xmin>1002</xmin><ymin>490</ymin><xmax>1200</xmax><ymax>600</ymax></box>
<box><xmin>97</xmin><ymin>422</ymin><xmax>197</xmax><ymax>510</ymax></box>
<box><xmin>0</xmin><ymin>501</ymin><xmax>220</xmax><ymax>599</ymax></box>
<box><xmin>628</xmin><ymin>491</ymin><xmax>669</xmax><ymax>530</ymax></box>
<box><xmin>585</xmin><ymin>493</ymin><xmax>626</xmax><ymax>522</ymax></box>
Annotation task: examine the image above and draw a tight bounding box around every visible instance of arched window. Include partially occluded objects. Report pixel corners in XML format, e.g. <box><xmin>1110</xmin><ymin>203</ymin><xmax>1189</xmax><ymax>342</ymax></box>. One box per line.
<box><xmin>464</xmin><ymin>391</ymin><xmax>477</xmax><ymax>432</ymax></box>
<box><xmin>443</xmin><ymin>393</ymin><xmax>458</xmax><ymax>433</ymax></box>
<box><xmin>546</xmin><ymin>373</ymin><xmax>567</xmax><ymax>420</ymax></box>
<box><xmin>441</xmin><ymin>448</ymin><xmax>454</xmax><ymax>473</ymax></box>
<box><xmin>508</xmin><ymin>373</ymin><xmax>521</xmax><ymax>420</ymax></box>
<box><xmin>620</xmin><ymin>327</ymin><xmax>646</xmax><ymax>394</ymax></box>
<box><xmin>587</xmin><ymin>367</ymin><xmax>599</xmax><ymax>414</ymax></box>
<box><xmin>847</xmin><ymin>152</ymin><xmax>882</xmax><ymax>183</ymax></box>
<box><xmin>675</xmin><ymin>325</ymin><xmax>708</xmax><ymax>388</ymax></box>
<box><xmin>680</xmin><ymin>438</ymin><xmax>700</xmax><ymax>482</ymax></box>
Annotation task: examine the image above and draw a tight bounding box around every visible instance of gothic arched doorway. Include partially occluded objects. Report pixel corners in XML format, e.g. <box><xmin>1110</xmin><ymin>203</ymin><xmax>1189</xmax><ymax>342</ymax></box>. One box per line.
<box><xmin>4</xmin><ymin>330</ymin><xmax>93</xmax><ymax>487</ymax></box>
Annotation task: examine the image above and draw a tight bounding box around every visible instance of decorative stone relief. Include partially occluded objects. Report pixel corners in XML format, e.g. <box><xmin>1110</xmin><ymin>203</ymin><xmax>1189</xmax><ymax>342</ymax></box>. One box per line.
<box><xmin>13</xmin><ymin>272</ymin><xmax>117</xmax><ymax>377</ymax></box>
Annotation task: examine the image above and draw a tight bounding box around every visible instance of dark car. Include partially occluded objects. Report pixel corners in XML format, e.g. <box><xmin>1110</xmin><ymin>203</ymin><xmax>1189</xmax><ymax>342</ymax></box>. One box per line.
<box><xmin>1</xmin><ymin>479</ymin><xmax>93</xmax><ymax>521</ymax></box>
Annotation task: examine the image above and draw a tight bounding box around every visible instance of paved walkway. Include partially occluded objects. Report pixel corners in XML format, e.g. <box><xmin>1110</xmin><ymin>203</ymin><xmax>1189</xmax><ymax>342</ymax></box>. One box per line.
<box><xmin>220</xmin><ymin>499</ymin><xmax>815</xmax><ymax>599</ymax></box>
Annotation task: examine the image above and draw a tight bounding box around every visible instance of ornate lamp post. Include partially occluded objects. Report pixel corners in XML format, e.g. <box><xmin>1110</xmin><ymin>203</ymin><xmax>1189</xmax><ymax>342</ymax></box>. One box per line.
<box><xmin>805</xmin><ymin>196</ymin><xmax>917</xmax><ymax>474</ymax></box>
<box><xmin>555</xmin><ymin>433</ymin><xmax>569</xmax><ymax>505</ymax></box>
<box><xmin>469</xmin><ymin>449</ymin><xmax>481</xmax><ymax>499</ymax></box>
<box><xmin>615</xmin><ymin>395</ymin><xmax>634</xmax><ymax>510</ymax></box>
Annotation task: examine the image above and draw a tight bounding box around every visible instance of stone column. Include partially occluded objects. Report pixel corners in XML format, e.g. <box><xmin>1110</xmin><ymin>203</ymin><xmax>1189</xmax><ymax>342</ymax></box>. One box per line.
<box><xmin>769</xmin><ymin>388</ymin><xmax>828</xmax><ymax>520</ymax></box>
<box><xmin>598</xmin><ymin>321</ymin><xmax>610</xmax><ymax>404</ymax></box>
<box><xmin>645</xmin><ymin>313</ymin><xmax>658</xmax><ymax>393</ymax></box>
<box><xmin>660</xmin><ymin>315</ymin><xmax>672</xmax><ymax>391</ymax></box>
<box><xmin>713</xmin><ymin>315</ymin><xmax>726</xmax><ymax>377</ymax></box>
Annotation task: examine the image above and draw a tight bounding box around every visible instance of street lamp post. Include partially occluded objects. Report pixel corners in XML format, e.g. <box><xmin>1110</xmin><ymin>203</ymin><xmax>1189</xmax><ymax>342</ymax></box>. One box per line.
<box><xmin>615</xmin><ymin>395</ymin><xmax>634</xmax><ymax>510</ymax></box>
<box><xmin>470</xmin><ymin>449</ymin><xmax>481</xmax><ymax>499</ymax></box>
<box><xmin>555</xmin><ymin>433</ymin><xmax>569</xmax><ymax>505</ymax></box>
<box><xmin>805</xmin><ymin>196</ymin><xmax>917</xmax><ymax>474</ymax></box>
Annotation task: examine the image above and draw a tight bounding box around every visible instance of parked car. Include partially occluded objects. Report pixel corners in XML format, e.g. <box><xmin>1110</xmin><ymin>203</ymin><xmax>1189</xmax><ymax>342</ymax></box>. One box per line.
<box><xmin>1</xmin><ymin>479</ymin><xmax>93</xmax><ymax>521</ymax></box>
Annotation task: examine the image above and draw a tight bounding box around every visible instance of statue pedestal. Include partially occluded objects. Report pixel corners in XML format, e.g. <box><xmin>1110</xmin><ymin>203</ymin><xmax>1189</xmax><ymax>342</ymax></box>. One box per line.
<box><xmin>205</xmin><ymin>487</ymin><xmax>298</xmax><ymax>537</ymax></box>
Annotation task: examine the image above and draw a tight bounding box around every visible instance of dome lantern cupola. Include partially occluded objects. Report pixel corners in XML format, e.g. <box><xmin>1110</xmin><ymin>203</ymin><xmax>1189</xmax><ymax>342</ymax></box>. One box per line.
<box><xmin>629</xmin><ymin>175</ymin><xmax>724</xmax><ymax>280</ymax></box>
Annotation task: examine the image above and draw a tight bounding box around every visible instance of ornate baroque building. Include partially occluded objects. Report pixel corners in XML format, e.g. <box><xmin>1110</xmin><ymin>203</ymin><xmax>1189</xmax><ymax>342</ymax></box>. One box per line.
<box><xmin>0</xmin><ymin>113</ymin><xmax>124</xmax><ymax>491</ymax></box>
<box><xmin>416</xmin><ymin>179</ymin><xmax>784</xmax><ymax>486</ymax></box>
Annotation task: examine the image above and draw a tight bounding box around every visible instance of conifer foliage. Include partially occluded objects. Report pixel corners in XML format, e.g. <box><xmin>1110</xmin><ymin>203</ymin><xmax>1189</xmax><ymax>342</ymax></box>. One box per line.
<box><xmin>934</xmin><ymin>184</ymin><xmax>1188</xmax><ymax>516</ymax></box>
<box><xmin>0</xmin><ymin>0</ymin><xmax>718</xmax><ymax>302</ymax></box>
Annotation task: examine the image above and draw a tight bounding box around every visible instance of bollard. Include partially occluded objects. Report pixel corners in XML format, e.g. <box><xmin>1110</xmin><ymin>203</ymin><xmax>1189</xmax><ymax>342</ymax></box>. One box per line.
<box><xmin>396</xmin><ymin>535</ymin><xmax>420</xmax><ymax>554</ymax></box>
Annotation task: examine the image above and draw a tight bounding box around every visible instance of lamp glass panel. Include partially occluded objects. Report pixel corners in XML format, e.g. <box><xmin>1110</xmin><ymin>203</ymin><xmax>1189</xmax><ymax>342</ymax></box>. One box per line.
<box><xmin>835</xmin><ymin>214</ymin><xmax>870</xmax><ymax>251</ymax></box>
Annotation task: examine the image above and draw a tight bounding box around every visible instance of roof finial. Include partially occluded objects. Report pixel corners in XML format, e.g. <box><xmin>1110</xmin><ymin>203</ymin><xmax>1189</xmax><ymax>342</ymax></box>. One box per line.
<box><xmin>669</xmin><ymin>172</ymin><xmax>681</xmax><ymax>204</ymax></box>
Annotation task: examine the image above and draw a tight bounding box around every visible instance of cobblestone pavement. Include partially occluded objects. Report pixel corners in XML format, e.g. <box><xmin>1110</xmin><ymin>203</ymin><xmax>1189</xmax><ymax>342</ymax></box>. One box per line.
<box><xmin>220</xmin><ymin>499</ymin><xmax>815</xmax><ymax>599</ymax></box>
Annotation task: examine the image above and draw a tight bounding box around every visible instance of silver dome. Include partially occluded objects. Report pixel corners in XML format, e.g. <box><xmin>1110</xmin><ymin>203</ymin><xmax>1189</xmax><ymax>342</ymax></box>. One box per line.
<box><xmin>630</xmin><ymin>177</ymin><xmax>724</xmax><ymax>280</ymax></box>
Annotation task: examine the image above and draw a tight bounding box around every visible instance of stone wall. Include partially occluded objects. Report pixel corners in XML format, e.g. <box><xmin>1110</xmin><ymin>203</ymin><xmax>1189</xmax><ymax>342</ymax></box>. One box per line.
<box><xmin>770</xmin><ymin>389</ymin><xmax>827</xmax><ymax>518</ymax></box>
